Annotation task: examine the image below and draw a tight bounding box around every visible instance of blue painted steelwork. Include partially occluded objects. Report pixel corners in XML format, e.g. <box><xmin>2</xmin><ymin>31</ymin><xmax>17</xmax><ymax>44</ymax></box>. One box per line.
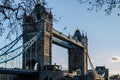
<box><xmin>52</xmin><ymin>37</ymin><xmax>73</xmax><ymax>49</ymax></box>
<box><xmin>0</xmin><ymin>34</ymin><xmax>23</xmax><ymax>56</ymax></box>
<box><xmin>0</xmin><ymin>29</ymin><xmax>43</xmax><ymax>64</ymax></box>
<box><xmin>52</xmin><ymin>29</ymin><xmax>84</xmax><ymax>47</ymax></box>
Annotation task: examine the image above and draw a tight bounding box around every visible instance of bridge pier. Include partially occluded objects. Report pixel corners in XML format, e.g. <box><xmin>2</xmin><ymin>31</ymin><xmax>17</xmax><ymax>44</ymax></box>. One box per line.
<box><xmin>68</xmin><ymin>47</ymin><xmax>84</xmax><ymax>73</ymax></box>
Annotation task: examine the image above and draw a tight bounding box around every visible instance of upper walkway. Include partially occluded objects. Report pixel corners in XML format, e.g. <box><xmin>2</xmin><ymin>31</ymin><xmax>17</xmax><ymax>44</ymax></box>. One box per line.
<box><xmin>52</xmin><ymin>28</ymin><xmax>84</xmax><ymax>48</ymax></box>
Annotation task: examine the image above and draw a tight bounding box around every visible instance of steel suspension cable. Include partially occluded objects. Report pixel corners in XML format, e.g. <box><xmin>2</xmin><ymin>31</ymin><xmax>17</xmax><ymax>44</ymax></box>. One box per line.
<box><xmin>0</xmin><ymin>34</ymin><xmax>22</xmax><ymax>51</ymax></box>
<box><xmin>0</xmin><ymin>29</ymin><xmax>43</xmax><ymax>64</ymax></box>
<box><xmin>87</xmin><ymin>53</ymin><xmax>99</xmax><ymax>79</ymax></box>
<box><xmin>0</xmin><ymin>34</ymin><xmax>23</xmax><ymax>56</ymax></box>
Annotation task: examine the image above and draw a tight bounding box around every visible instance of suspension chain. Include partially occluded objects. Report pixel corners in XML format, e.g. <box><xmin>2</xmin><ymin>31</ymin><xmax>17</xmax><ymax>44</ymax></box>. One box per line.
<box><xmin>0</xmin><ymin>29</ymin><xmax>42</xmax><ymax>64</ymax></box>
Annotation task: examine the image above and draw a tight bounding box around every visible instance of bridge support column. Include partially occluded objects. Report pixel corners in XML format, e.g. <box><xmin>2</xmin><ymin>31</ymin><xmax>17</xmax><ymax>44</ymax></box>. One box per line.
<box><xmin>68</xmin><ymin>34</ymin><xmax>88</xmax><ymax>79</ymax></box>
<box><xmin>68</xmin><ymin>47</ymin><xmax>83</xmax><ymax>73</ymax></box>
<box><xmin>22</xmin><ymin>3</ymin><xmax>53</xmax><ymax>70</ymax></box>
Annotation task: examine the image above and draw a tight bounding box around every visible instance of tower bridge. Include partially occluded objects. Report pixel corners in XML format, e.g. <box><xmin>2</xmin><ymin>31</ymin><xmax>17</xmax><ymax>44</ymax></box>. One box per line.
<box><xmin>0</xmin><ymin>2</ymin><xmax>104</xmax><ymax>80</ymax></box>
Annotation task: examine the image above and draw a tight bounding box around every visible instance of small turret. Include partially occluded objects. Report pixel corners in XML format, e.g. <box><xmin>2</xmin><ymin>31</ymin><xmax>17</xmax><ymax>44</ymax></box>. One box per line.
<box><xmin>73</xmin><ymin>29</ymin><xmax>82</xmax><ymax>42</ymax></box>
<box><xmin>81</xmin><ymin>31</ymin><xmax>85</xmax><ymax>45</ymax></box>
<box><xmin>82</xmin><ymin>31</ymin><xmax>84</xmax><ymax>37</ymax></box>
<box><xmin>85</xmin><ymin>32</ymin><xmax>87</xmax><ymax>38</ymax></box>
<box><xmin>23</xmin><ymin>12</ymin><xmax>35</xmax><ymax>26</ymax></box>
<box><xmin>32</xmin><ymin>3</ymin><xmax>43</xmax><ymax>21</ymax></box>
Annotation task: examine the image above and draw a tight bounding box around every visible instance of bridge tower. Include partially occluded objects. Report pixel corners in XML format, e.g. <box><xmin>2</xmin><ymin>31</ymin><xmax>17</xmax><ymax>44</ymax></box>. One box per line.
<box><xmin>22</xmin><ymin>3</ymin><xmax>53</xmax><ymax>70</ymax></box>
<box><xmin>68</xmin><ymin>29</ymin><xmax>88</xmax><ymax>77</ymax></box>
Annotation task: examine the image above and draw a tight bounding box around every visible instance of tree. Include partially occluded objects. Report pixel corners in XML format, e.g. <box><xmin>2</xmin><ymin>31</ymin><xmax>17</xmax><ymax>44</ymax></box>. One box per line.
<box><xmin>0</xmin><ymin>0</ymin><xmax>37</xmax><ymax>38</ymax></box>
<box><xmin>0</xmin><ymin>0</ymin><xmax>120</xmax><ymax>38</ymax></box>
<box><xmin>78</xmin><ymin>0</ymin><xmax>120</xmax><ymax>15</ymax></box>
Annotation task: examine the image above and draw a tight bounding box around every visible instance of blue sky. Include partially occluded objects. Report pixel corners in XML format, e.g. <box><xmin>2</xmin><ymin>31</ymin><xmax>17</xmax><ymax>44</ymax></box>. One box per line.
<box><xmin>0</xmin><ymin>0</ymin><xmax>120</xmax><ymax>75</ymax></box>
<box><xmin>47</xmin><ymin>0</ymin><xmax>120</xmax><ymax>74</ymax></box>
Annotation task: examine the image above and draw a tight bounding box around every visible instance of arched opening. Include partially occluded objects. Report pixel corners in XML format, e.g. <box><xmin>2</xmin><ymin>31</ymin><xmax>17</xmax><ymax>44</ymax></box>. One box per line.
<box><xmin>26</xmin><ymin>59</ymin><xmax>36</xmax><ymax>70</ymax></box>
<box><xmin>52</xmin><ymin>44</ymin><xmax>68</xmax><ymax>72</ymax></box>
<box><xmin>34</xmin><ymin>62</ymin><xmax>38</xmax><ymax>70</ymax></box>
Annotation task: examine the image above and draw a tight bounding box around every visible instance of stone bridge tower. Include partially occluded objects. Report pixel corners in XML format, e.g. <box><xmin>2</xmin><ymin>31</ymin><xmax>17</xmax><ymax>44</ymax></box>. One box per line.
<box><xmin>68</xmin><ymin>29</ymin><xmax>88</xmax><ymax>77</ymax></box>
<box><xmin>22</xmin><ymin>3</ymin><xmax>53</xmax><ymax>70</ymax></box>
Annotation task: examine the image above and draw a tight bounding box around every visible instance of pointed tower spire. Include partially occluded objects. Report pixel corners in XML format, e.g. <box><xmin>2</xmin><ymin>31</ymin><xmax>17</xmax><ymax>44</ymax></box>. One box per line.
<box><xmin>82</xmin><ymin>30</ymin><xmax>84</xmax><ymax>37</ymax></box>
<box><xmin>73</xmin><ymin>29</ymin><xmax>82</xmax><ymax>42</ymax></box>
<box><xmin>85</xmin><ymin>32</ymin><xmax>87</xmax><ymax>37</ymax></box>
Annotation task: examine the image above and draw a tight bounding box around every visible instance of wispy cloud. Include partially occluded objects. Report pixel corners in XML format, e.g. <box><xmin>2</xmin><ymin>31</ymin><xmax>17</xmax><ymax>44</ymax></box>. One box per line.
<box><xmin>112</xmin><ymin>56</ymin><xmax>120</xmax><ymax>62</ymax></box>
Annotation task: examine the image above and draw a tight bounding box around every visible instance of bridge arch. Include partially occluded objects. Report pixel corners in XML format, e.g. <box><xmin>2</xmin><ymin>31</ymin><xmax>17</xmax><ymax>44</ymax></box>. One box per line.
<box><xmin>25</xmin><ymin>59</ymin><xmax>36</xmax><ymax>70</ymax></box>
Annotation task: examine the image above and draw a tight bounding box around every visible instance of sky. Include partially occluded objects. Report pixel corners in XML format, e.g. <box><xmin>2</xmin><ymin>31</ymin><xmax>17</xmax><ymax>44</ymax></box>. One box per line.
<box><xmin>0</xmin><ymin>0</ymin><xmax>120</xmax><ymax>75</ymax></box>
<box><xmin>46</xmin><ymin>0</ymin><xmax>120</xmax><ymax>74</ymax></box>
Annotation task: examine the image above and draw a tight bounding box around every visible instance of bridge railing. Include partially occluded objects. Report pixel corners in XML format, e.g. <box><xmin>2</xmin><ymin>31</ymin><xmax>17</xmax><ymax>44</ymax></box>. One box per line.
<box><xmin>0</xmin><ymin>67</ymin><xmax>38</xmax><ymax>74</ymax></box>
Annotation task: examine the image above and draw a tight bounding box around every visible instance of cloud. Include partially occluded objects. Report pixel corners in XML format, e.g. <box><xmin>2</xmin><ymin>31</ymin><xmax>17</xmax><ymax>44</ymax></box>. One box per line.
<box><xmin>112</xmin><ymin>56</ymin><xmax>120</xmax><ymax>62</ymax></box>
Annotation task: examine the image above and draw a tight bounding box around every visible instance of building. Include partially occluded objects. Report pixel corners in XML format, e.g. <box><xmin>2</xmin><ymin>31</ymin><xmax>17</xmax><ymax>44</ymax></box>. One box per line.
<box><xmin>110</xmin><ymin>74</ymin><xmax>120</xmax><ymax>80</ymax></box>
<box><xmin>95</xmin><ymin>66</ymin><xmax>109</xmax><ymax>80</ymax></box>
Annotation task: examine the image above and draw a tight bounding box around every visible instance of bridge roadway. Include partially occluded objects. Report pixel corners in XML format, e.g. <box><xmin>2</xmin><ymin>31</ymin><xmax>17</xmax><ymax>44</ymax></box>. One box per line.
<box><xmin>52</xmin><ymin>29</ymin><xmax>84</xmax><ymax>48</ymax></box>
<box><xmin>0</xmin><ymin>68</ymin><xmax>38</xmax><ymax>74</ymax></box>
